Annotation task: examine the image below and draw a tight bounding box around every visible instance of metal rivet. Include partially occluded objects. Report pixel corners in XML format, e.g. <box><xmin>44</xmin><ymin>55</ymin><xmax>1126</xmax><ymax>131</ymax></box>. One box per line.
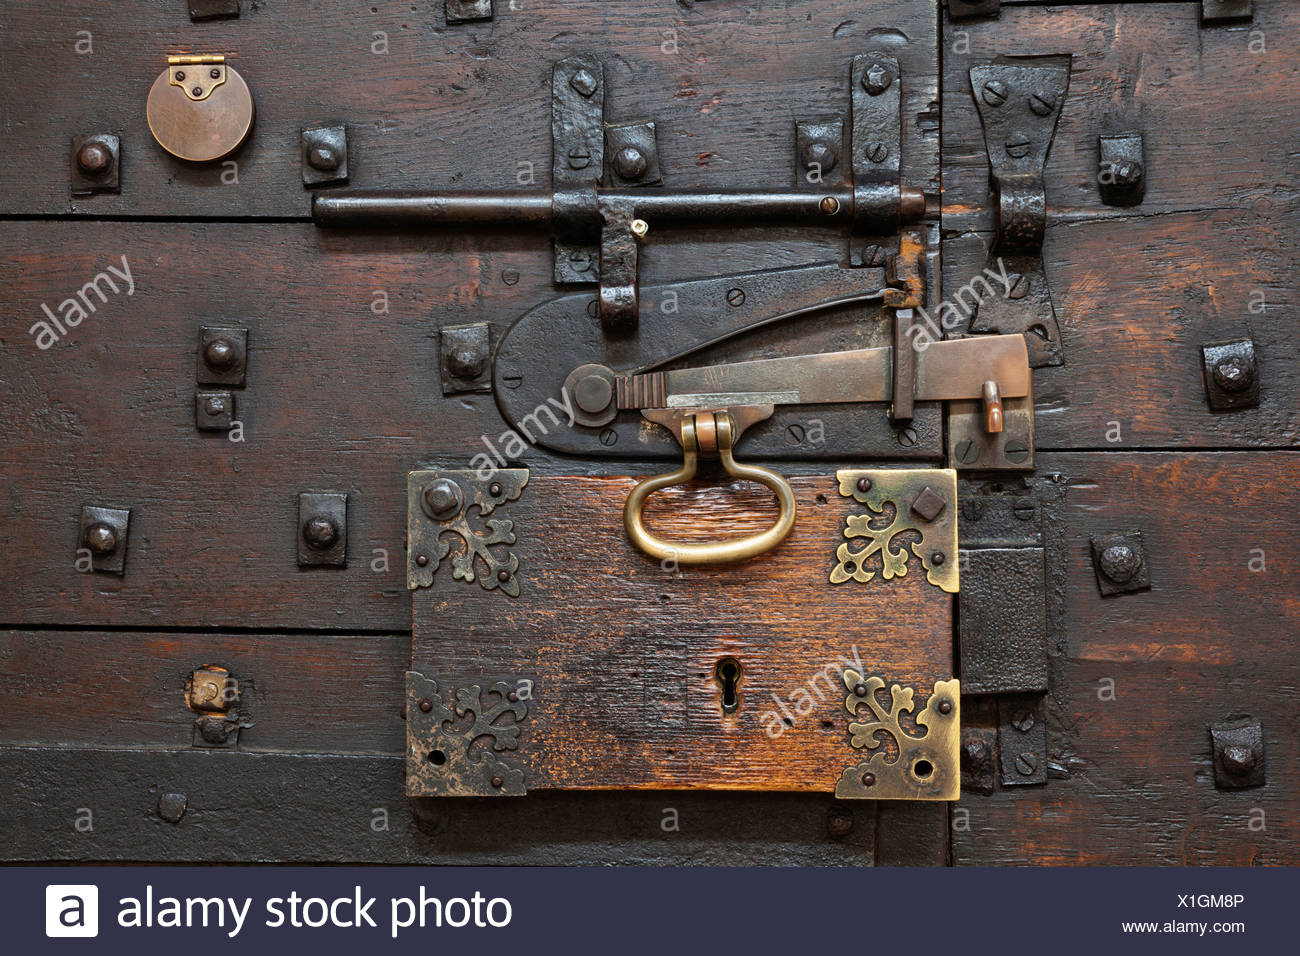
<box><xmin>203</xmin><ymin>395</ymin><xmax>227</xmax><ymax>417</ymax></box>
<box><xmin>569</xmin><ymin>69</ymin><xmax>598</xmax><ymax>97</ymax></box>
<box><xmin>931</xmin><ymin>551</ymin><xmax>945</xmax><ymax>566</ymax></box>
<box><xmin>575</xmin><ymin>374</ymin><xmax>613</xmax><ymax>414</ymax></box>
<box><xmin>156</xmin><ymin>792</ymin><xmax>188</xmax><ymax>824</ymax></box>
<box><xmin>612</xmin><ymin>145</ymin><xmax>647</xmax><ymax>179</ymax></box>
<box><xmin>85</xmin><ymin>522</ymin><xmax>118</xmax><ymax>555</ymax></box>
<box><xmin>856</xmin><ymin>477</ymin><xmax>872</xmax><ymax>493</ymax></box>
<box><xmin>76</xmin><ymin>141</ymin><xmax>111</xmax><ymax>175</ymax></box>
<box><xmin>200</xmin><ymin>718</ymin><xmax>229</xmax><ymax>745</ymax></box>
<box><xmin>446</xmin><ymin>347</ymin><xmax>485</xmax><ymax>380</ymax></box>
<box><xmin>419</xmin><ymin>699</ymin><xmax>433</xmax><ymax>713</ymax></box>
<box><xmin>860</xmin><ymin>771</ymin><xmax>876</xmax><ymax>787</ymax></box>
<box><xmin>415</xmin><ymin>553</ymin><xmax>429</xmax><ymax>567</ymax></box>
<box><xmin>303</xmin><ymin>516</ymin><xmax>339</xmax><ymax>550</ymax></box>
<box><xmin>507</xmin><ymin>690</ymin><xmax>519</xmax><ymax>703</ymax></box>
<box><xmin>981</xmin><ymin>80</ymin><xmax>1007</xmax><ymax>106</ymax></box>
<box><xmin>853</xmin><ymin>683</ymin><xmax>868</xmax><ymax>697</ymax></box>
<box><xmin>490</xmin><ymin>775</ymin><xmax>505</xmax><ymax>788</ymax></box>
<box><xmin>938</xmin><ymin>699</ymin><xmax>953</xmax><ymax>714</ymax></box>
<box><xmin>307</xmin><ymin>144</ymin><xmax>339</xmax><ymax>172</ymax></box>
<box><xmin>1099</xmin><ymin>543</ymin><xmax>1141</xmax><ymax>583</ymax></box>
<box><xmin>489</xmin><ymin>482</ymin><xmax>503</xmax><ymax>497</ymax></box>
<box><xmin>863</xmin><ymin>63</ymin><xmax>892</xmax><ymax>96</ymax></box>
<box><xmin>496</xmin><ymin>569</ymin><xmax>510</xmax><ymax>583</ymax></box>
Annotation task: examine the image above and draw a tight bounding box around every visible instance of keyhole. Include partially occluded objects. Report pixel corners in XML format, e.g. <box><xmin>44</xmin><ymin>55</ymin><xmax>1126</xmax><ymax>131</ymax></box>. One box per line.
<box><xmin>715</xmin><ymin>657</ymin><xmax>742</xmax><ymax>714</ymax></box>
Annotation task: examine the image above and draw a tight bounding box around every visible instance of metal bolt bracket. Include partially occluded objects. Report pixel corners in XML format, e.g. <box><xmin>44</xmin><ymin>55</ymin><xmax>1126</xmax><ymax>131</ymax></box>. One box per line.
<box><xmin>445</xmin><ymin>0</ymin><xmax>493</xmax><ymax>24</ymax></box>
<box><xmin>301</xmin><ymin>126</ymin><xmax>349</xmax><ymax>187</ymax></box>
<box><xmin>189</xmin><ymin>0</ymin><xmax>240</xmax><ymax>19</ymax></box>
<box><xmin>195</xmin><ymin>390</ymin><xmax>236</xmax><ymax>431</ymax></box>
<box><xmin>297</xmin><ymin>492</ymin><xmax>348</xmax><ymax>567</ymax></box>
<box><xmin>795</xmin><ymin>117</ymin><xmax>846</xmax><ymax>188</ymax></box>
<box><xmin>605</xmin><ymin>121</ymin><xmax>662</xmax><ymax>187</ymax></box>
<box><xmin>1201</xmin><ymin>338</ymin><xmax>1260</xmax><ymax>411</ymax></box>
<box><xmin>1200</xmin><ymin>0</ymin><xmax>1253</xmax><ymax>24</ymax></box>
<box><xmin>78</xmin><ymin>505</ymin><xmax>131</xmax><ymax>575</ymax></box>
<box><xmin>70</xmin><ymin>133</ymin><xmax>121</xmax><ymax>196</ymax></box>
<box><xmin>1090</xmin><ymin>530</ymin><xmax>1150</xmax><ymax>596</ymax></box>
<box><xmin>439</xmin><ymin>322</ymin><xmax>493</xmax><ymax>394</ymax></box>
<box><xmin>196</xmin><ymin>325</ymin><xmax>248</xmax><ymax>386</ymax></box>
<box><xmin>1098</xmin><ymin>131</ymin><xmax>1146</xmax><ymax>207</ymax></box>
<box><xmin>1209</xmin><ymin>716</ymin><xmax>1265</xmax><ymax>789</ymax></box>
<box><xmin>998</xmin><ymin>694</ymin><xmax>1046</xmax><ymax>786</ymax></box>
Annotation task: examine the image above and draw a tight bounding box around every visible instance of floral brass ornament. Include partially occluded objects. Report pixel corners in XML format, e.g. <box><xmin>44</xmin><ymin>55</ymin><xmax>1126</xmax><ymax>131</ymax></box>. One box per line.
<box><xmin>829</xmin><ymin>468</ymin><xmax>959</xmax><ymax>594</ymax></box>
<box><xmin>405</xmin><ymin>671</ymin><xmax>530</xmax><ymax>796</ymax></box>
<box><xmin>834</xmin><ymin>671</ymin><xmax>960</xmax><ymax>801</ymax></box>
<box><xmin>406</xmin><ymin>468</ymin><xmax>528</xmax><ymax>596</ymax></box>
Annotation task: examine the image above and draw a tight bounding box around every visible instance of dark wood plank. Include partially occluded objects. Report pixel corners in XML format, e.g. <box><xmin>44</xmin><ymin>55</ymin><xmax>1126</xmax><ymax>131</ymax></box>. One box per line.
<box><xmin>0</xmin><ymin>630</ymin><xmax>406</xmax><ymax>755</ymax></box>
<box><xmin>955</xmin><ymin>451</ymin><xmax>1300</xmax><ymax>865</ymax></box>
<box><xmin>0</xmin><ymin>0</ymin><xmax>937</xmax><ymax>216</ymax></box>
<box><xmin>0</xmin><ymin>748</ymin><xmax>878</xmax><ymax>865</ymax></box>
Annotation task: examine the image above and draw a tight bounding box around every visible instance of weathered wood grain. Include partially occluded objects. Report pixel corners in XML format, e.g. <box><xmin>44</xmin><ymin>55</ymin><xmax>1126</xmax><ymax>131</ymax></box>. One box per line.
<box><xmin>955</xmin><ymin>451</ymin><xmax>1300</xmax><ymax>865</ymax></box>
<box><xmin>413</xmin><ymin>474</ymin><xmax>955</xmax><ymax>791</ymax></box>
<box><xmin>0</xmin><ymin>0</ymin><xmax>938</xmax><ymax>216</ymax></box>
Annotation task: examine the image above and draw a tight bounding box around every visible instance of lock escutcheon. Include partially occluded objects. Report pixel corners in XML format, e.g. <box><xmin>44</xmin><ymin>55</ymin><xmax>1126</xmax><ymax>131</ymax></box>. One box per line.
<box><xmin>147</xmin><ymin>55</ymin><xmax>255</xmax><ymax>163</ymax></box>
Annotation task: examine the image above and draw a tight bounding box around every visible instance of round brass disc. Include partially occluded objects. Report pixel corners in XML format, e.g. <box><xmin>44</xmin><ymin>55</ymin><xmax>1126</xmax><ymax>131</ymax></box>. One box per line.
<box><xmin>147</xmin><ymin>66</ymin><xmax>254</xmax><ymax>163</ymax></box>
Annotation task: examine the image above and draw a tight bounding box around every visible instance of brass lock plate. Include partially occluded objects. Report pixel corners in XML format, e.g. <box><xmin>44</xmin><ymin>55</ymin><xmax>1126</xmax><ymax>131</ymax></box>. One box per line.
<box><xmin>147</xmin><ymin>55</ymin><xmax>254</xmax><ymax>162</ymax></box>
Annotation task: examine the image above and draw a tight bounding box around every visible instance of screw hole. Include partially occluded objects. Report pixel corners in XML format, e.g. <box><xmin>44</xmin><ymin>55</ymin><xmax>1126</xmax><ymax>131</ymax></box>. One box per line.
<box><xmin>427</xmin><ymin>749</ymin><xmax>447</xmax><ymax>766</ymax></box>
<box><xmin>913</xmin><ymin>759</ymin><xmax>934</xmax><ymax>779</ymax></box>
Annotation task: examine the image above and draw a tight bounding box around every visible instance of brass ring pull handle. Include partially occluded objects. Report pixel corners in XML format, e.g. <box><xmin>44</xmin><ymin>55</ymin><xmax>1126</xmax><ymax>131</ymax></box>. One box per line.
<box><xmin>624</xmin><ymin>411</ymin><xmax>796</xmax><ymax>564</ymax></box>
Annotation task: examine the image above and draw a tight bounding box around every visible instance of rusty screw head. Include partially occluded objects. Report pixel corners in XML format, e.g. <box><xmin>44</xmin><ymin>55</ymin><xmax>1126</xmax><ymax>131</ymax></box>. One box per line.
<box><xmin>802</xmin><ymin>140</ymin><xmax>838</xmax><ymax>172</ymax></box>
<box><xmin>203</xmin><ymin>337</ymin><xmax>238</xmax><ymax>371</ymax></box>
<box><xmin>982</xmin><ymin>80</ymin><xmax>1008</xmax><ymax>106</ymax></box>
<box><xmin>1212</xmin><ymin>355</ymin><xmax>1254</xmax><ymax>394</ymax></box>
<box><xmin>307</xmin><ymin>143</ymin><xmax>340</xmax><ymax>172</ymax></box>
<box><xmin>76</xmin><ymin>141</ymin><xmax>112</xmax><ymax>175</ymax></box>
<box><xmin>446</xmin><ymin>346</ymin><xmax>486</xmax><ymax>380</ymax></box>
<box><xmin>1028</xmin><ymin>92</ymin><xmax>1056</xmax><ymax>116</ymax></box>
<box><xmin>1005</xmin><ymin>133</ymin><xmax>1032</xmax><ymax>159</ymax></box>
<box><xmin>612</xmin><ymin>145</ymin><xmax>648</xmax><ymax>180</ymax></box>
<box><xmin>896</xmin><ymin>426</ymin><xmax>918</xmax><ymax>447</ymax></box>
<box><xmin>567</xmin><ymin>146</ymin><xmax>592</xmax><ymax>170</ymax></box>
<box><xmin>1099</xmin><ymin>543</ymin><xmax>1142</xmax><ymax>583</ymax></box>
<box><xmin>856</xmin><ymin>477</ymin><xmax>872</xmax><ymax>493</ymax></box>
<box><xmin>864</xmin><ymin>142</ymin><xmax>889</xmax><ymax>164</ymax></box>
<box><xmin>1011</xmin><ymin>710</ymin><xmax>1035</xmax><ymax>733</ymax></box>
<box><xmin>423</xmin><ymin>478</ymin><xmax>463</xmax><ymax>519</ymax></box>
<box><xmin>826</xmin><ymin>805</ymin><xmax>854</xmax><ymax>838</ymax></box>
<box><xmin>85</xmin><ymin>521</ymin><xmax>118</xmax><ymax>555</ymax></box>
<box><xmin>1221</xmin><ymin>745</ymin><xmax>1256</xmax><ymax>775</ymax></box>
<box><xmin>1015</xmin><ymin>752</ymin><xmax>1038</xmax><ymax>776</ymax></box>
<box><xmin>569</xmin><ymin>68</ymin><xmax>598</xmax><ymax>97</ymax></box>
<box><xmin>302</xmin><ymin>515</ymin><xmax>339</xmax><ymax>550</ymax></box>
<box><xmin>1006</xmin><ymin>273</ymin><xmax>1031</xmax><ymax>299</ymax></box>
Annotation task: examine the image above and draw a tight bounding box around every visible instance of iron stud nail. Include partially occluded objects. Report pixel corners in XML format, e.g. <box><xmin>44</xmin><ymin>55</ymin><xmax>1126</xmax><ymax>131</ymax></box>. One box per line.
<box><xmin>302</xmin><ymin>516</ymin><xmax>339</xmax><ymax>549</ymax></box>
<box><xmin>76</xmin><ymin>141</ymin><xmax>111</xmax><ymax>175</ymax></box>
<box><xmin>85</xmin><ymin>522</ymin><xmax>118</xmax><ymax>555</ymax></box>
<box><xmin>569</xmin><ymin>69</ymin><xmax>598</xmax><ymax>97</ymax></box>
<box><xmin>203</xmin><ymin>337</ymin><xmax>237</xmax><ymax>370</ymax></box>
<box><xmin>1213</xmin><ymin>355</ymin><xmax>1253</xmax><ymax>393</ymax></box>
<box><xmin>203</xmin><ymin>396</ymin><xmax>227</xmax><ymax>416</ymax></box>
<box><xmin>612</xmin><ymin>145</ymin><xmax>648</xmax><ymax>180</ymax></box>
<box><xmin>1099</xmin><ymin>543</ymin><xmax>1141</xmax><ymax>583</ymax></box>
<box><xmin>446</xmin><ymin>346</ymin><xmax>485</xmax><ymax>380</ymax></box>
<box><xmin>1221</xmin><ymin>745</ymin><xmax>1256</xmax><ymax>775</ymax></box>
<box><xmin>307</xmin><ymin>144</ymin><xmax>340</xmax><ymax>172</ymax></box>
<box><xmin>802</xmin><ymin>140</ymin><xmax>838</xmax><ymax>172</ymax></box>
<box><xmin>981</xmin><ymin>80</ymin><xmax>1008</xmax><ymax>106</ymax></box>
<box><xmin>862</xmin><ymin>63</ymin><xmax>891</xmax><ymax>95</ymax></box>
